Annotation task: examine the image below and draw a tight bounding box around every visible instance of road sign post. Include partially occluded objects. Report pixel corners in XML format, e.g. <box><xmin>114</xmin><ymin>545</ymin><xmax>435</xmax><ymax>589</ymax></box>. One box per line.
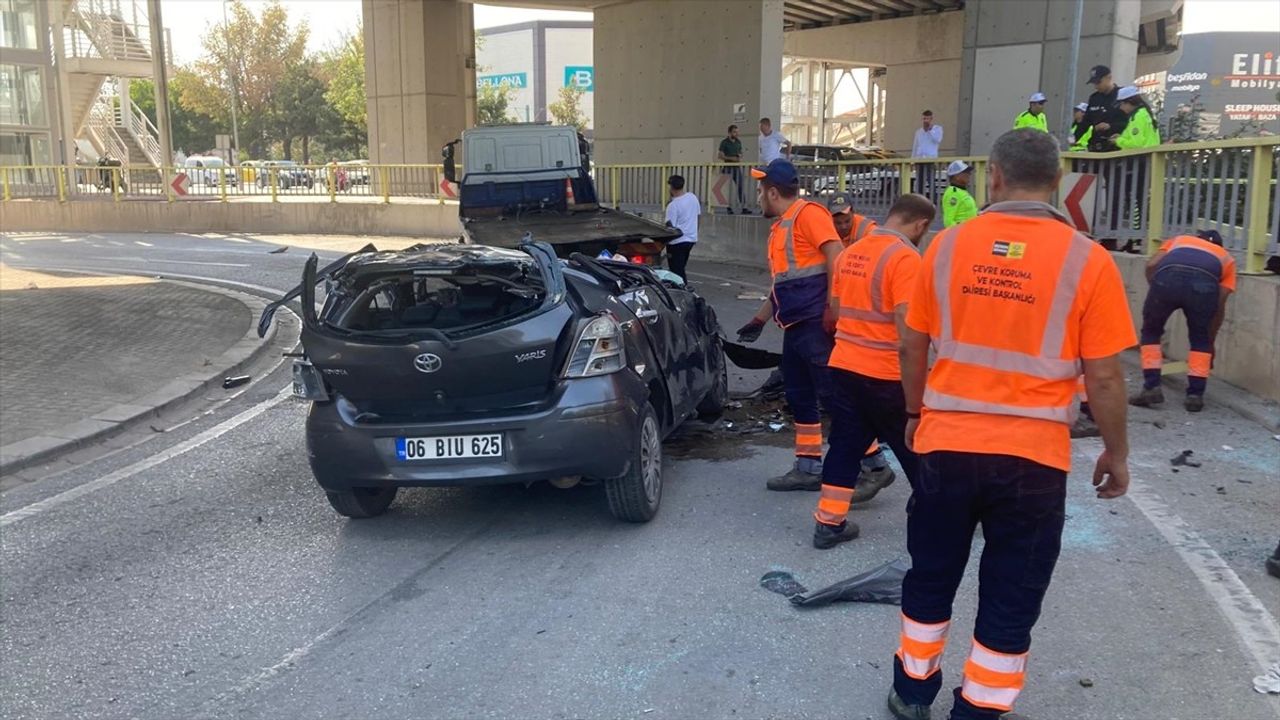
<box><xmin>1059</xmin><ymin>172</ymin><xmax>1098</xmax><ymax>235</ymax></box>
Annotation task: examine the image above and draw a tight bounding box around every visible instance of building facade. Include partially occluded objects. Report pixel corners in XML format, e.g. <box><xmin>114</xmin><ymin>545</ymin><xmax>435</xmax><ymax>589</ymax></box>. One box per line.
<box><xmin>477</xmin><ymin>20</ymin><xmax>593</xmax><ymax>129</ymax></box>
<box><xmin>1</xmin><ymin>0</ymin><xmax>57</xmax><ymax>166</ymax></box>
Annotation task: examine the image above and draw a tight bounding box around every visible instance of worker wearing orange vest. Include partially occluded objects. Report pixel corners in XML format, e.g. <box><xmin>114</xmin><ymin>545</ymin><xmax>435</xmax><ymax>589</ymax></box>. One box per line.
<box><xmin>827</xmin><ymin>191</ymin><xmax>879</xmax><ymax>246</ymax></box>
<box><xmin>1129</xmin><ymin>229</ymin><xmax>1236</xmax><ymax>412</ymax></box>
<box><xmin>812</xmin><ymin>194</ymin><xmax>936</xmax><ymax>550</ymax></box>
<box><xmin>889</xmin><ymin>130</ymin><xmax>1136</xmax><ymax>720</ymax></box>
<box><xmin>735</xmin><ymin>159</ymin><xmax>894</xmax><ymax>492</ymax></box>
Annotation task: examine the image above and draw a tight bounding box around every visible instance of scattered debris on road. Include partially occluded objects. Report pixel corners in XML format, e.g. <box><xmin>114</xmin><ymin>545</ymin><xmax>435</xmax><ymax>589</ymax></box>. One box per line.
<box><xmin>1079</xmin><ymin>678</ymin><xmax>1094</xmax><ymax>688</ymax></box>
<box><xmin>1254</xmin><ymin>663</ymin><xmax>1280</xmax><ymax>694</ymax></box>
<box><xmin>268</xmin><ymin>246</ymin><xmax>289</xmax><ymax>254</ymax></box>
<box><xmin>148</xmin><ymin>425</ymin><xmax>166</xmax><ymax>433</ymax></box>
<box><xmin>759</xmin><ymin>570</ymin><xmax>807</xmax><ymax>598</ymax></box>
<box><xmin>222</xmin><ymin>375</ymin><xmax>251</xmax><ymax>389</ymax></box>
<box><xmin>736</xmin><ymin>292</ymin><xmax>768</xmax><ymax>301</ymax></box>
<box><xmin>1170</xmin><ymin>450</ymin><xmax>1202</xmax><ymax>468</ymax></box>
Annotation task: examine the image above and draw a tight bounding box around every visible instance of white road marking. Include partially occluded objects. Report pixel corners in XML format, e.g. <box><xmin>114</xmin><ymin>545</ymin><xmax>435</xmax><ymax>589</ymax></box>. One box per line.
<box><xmin>1127</xmin><ymin>478</ymin><xmax>1280</xmax><ymax>693</ymax></box>
<box><xmin>0</xmin><ymin>388</ymin><xmax>290</xmax><ymax>528</ymax></box>
<box><xmin>689</xmin><ymin>269</ymin><xmax>769</xmax><ymax>292</ymax></box>
<box><xmin>60</xmin><ymin>238</ymin><xmax>80</xmax><ymax>243</ymax></box>
<box><xmin>134</xmin><ymin>240</ymin><xmax>153</xmax><ymax>247</ymax></box>
<box><xmin>107</xmin><ymin>240</ymin><xmax>124</xmax><ymax>246</ymax></box>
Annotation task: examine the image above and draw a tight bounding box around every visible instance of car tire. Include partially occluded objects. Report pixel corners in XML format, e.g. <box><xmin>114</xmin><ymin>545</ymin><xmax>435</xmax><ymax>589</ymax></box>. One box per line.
<box><xmin>325</xmin><ymin>486</ymin><xmax>398</xmax><ymax>518</ymax></box>
<box><xmin>605</xmin><ymin>403</ymin><xmax>662</xmax><ymax>523</ymax></box>
<box><xmin>697</xmin><ymin>339</ymin><xmax>729</xmax><ymax>422</ymax></box>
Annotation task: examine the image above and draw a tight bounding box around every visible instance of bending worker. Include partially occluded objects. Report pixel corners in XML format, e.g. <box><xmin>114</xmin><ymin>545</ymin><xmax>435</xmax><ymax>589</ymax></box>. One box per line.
<box><xmin>828</xmin><ymin>191</ymin><xmax>879</xmax><ymax>245</ymax></box>
<box><xmin>888</xmin><ymin>129</ymin><xmax>1135</xmax><ymax>720</ymax></box>
<box><xmin>1129</xmin><ymin>229</ymin><xmax>1235</xmax><ymax>413</ymax></box>
<box><xmin>1013</xmin><ymin>92</ymin><xmax>1049</xmax><ymax>132</ymax></box>
<box><xmin>942</xmin><ymin>161</ymin><xmax>977</xmax><ymax>228</ymax></box>
<box><xmin>736</xmin><ymin>159</ymin><xmax>893</xmax><ymax>492</ymax></box>
<box><xmin>812</xmin><ymin>194</ymin><xmax>935</xmax><ymax>550</ymax></box>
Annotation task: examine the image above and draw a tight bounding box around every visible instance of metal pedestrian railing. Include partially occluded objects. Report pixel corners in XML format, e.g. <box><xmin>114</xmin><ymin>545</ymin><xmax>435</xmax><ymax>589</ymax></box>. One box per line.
<box><xmin>4</xmin><ymin>137</ymin><xmax>1277</xmax><ymax>271</ymax></box>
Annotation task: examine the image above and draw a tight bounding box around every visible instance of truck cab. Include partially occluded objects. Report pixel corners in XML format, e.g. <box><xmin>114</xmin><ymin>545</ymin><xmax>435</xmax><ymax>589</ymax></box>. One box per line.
<box><xmin>449</xmin><ymin>124</ymin><xmax>679</xmax><ymax>262</ymax></box>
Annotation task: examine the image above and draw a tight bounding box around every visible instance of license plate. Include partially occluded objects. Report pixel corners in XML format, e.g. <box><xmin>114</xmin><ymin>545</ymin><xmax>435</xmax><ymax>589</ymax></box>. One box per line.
<box><xmin>396</xmin><ymin>434</ymin><xmax>504</xmax><ymax>461</ymax></box>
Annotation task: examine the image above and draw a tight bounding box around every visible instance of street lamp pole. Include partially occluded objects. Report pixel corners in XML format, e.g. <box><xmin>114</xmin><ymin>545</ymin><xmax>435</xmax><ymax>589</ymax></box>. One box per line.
<box><xmin>1061</xmin><ymin>0</ymin><xmax>1085</xmax><ymax>149</ymax></box>
<box><xmin>222</xmin><ymin>0</ymin><xmax>241</xmax><ymax>162</ymax></box>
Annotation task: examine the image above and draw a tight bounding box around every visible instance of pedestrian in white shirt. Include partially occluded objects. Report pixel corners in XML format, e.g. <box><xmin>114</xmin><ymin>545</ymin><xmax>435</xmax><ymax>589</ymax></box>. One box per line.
<box><xmin>759</xmin><ymin>117</ymin><xmax>791</xmax><ymax>164</ymax></box>
<box><xmin>664</xmin><ymin>174</ymin><xmax>700</xmax><ymax>282</ymax></box>
<box><xmin>911</xmin><ymin>109</ymin><xmax>944</xmax><ymax>198</ymax></box>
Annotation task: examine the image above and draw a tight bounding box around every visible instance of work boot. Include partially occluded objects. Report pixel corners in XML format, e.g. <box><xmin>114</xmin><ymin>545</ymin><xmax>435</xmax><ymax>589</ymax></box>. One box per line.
<box><xmin>887</xmin><ymin>689</ymin><xmax>931</xmax><ymax>720</ymax></box>
<box><xmin>1070</xmin><ymin>414</ymin><xmax>1101</xmax><ymax>439</ymax></box>
<box><xmin>812</xmin><ymin>520</ymin><xmax>860</xmax><ymax>549</ymax></box>
<box><xmin>1128</xmin><ymin>387</ymin><xmax>1165</xmax><ymax>407</ymax></box>
<box><xmin>1185</xmin><ymin>394</ymin><xmax>1205</xmax><ymax>412</ymax></box>
<box><xmin>850</xmin><ymin>466</ymin><xmax>897</xmax><ymax>504</ymax></box>
<box><xmin>766</xmin><ymin>468</ymin><xmax>821</xmax><ymax>491</ymax></box>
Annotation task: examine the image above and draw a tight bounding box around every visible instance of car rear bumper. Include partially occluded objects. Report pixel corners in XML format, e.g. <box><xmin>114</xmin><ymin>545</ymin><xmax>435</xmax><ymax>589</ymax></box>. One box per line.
<box><xmin>304</xmin><ymin>372</ymin><xmax>646</xmax><ymax>489</ymax></box>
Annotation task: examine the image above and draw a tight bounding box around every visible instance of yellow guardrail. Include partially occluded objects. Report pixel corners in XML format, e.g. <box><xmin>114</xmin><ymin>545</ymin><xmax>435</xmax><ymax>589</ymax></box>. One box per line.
<box><xmin>3</xmin><ymin>137</ymin><xmax>1277</xmax><ymax>271</ymax></box>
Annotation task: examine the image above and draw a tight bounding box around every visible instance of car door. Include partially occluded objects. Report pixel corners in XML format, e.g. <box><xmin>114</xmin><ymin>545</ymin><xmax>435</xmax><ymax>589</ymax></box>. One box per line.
<box><xmin>616</xmin><ymin>275</ymin><xmax>697</xmax><ymax>424</ymax></box>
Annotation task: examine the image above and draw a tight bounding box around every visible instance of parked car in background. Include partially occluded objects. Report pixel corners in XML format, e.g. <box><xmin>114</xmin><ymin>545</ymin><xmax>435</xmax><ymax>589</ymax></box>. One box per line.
<box><xmin>182</xmin><ymin>155</ymin><xmax>237</xmax><ymax>186</ymax></box>
<box><xmin>339</xmin><ymin>159</ymin><xmax>371</xmax><ymax>186</ymax></box>
<box><xmin>256</xmin><ymin>160</ymin><xmax>314</xmax><ymax>190</ymax></box>
<box><xmin>258</xmin><ymin>241</ymin><xmax>728</xmax><ymax>523</ymax></box>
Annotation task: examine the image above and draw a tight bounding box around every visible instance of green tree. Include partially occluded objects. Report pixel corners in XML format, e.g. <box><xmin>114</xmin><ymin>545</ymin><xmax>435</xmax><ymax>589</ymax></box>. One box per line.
<box><xmin>176</xmin><ymin>0</ymin><xmax>309</xmax><ymax>157</ymax></box>
<box><xmin>548</xmin><ymin>85</ymin><xmax>587</xmax><ymax>131</ymax></box>
<box><xmin>272</xmin><ymin>62</ymin><xmax>338</xmax><ymax>162</ymax></box>
<box><xmin>318</xmin><ymin>27</ymin><xmax>365</xmax><ymax>128</ymax></box>
<box><xmin>477</xmin><ymin>83</ymin><xmax>515</xmax><ymax>125</ymax></box>
<box><xmin>129</xmin><ymin>77</ymin><xmax>222</xmax><ymax>157</ymax></box>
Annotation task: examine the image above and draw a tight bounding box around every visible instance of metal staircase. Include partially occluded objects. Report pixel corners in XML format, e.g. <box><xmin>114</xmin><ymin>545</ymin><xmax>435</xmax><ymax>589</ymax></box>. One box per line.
<box><xmin>57</xmin><ymin>0</ymin><xmax>166</xmax><ymax>173</ymax></box>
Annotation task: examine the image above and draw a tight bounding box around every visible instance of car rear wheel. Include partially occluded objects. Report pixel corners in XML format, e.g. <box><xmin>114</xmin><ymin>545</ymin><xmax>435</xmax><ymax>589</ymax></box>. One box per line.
<box><xmin>697</xmin><ymin>342</ymin><xmax>729</xmax><ymax>422</ymax></box>
<box><xmin>605</xmin><ymin>403</ymin><xmax>662</xmax><ymax>523</ymax></box>
<box><xmin>325</xmin><ymin>486</ymin><xmax>398</xmax><ymax>518</ymax></box>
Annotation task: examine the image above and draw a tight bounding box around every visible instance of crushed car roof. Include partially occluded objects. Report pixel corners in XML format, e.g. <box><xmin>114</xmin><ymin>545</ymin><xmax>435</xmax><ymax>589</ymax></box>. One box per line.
<box><xmin>337</xmin><ymin>244</ymin><xmax>535</xmax><ymax>278</ymax></box>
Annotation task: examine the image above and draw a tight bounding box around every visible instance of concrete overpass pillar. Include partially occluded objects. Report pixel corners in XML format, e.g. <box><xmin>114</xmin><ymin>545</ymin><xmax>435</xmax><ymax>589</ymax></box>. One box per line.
<box><xmin>363</xmin><ymin>0</ymin><xmax>476</xmax><ymax>165</ymax></box>
<box><xmin>957</xmin><ymin>0</ymin><xmax>1140</xmax><ymax>155</ymax></box>
<box><xmin>593</xmin><ymin>0</ymin><xmax>784</xmax><ymax>165</ymax></box>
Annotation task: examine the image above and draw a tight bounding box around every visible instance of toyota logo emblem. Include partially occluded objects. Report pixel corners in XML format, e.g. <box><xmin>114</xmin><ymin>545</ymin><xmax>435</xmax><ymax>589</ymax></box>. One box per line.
<box><xmin>413</xmin><ymin>353</ymin><xmax>443</xmax><ymax>373</ymax></box>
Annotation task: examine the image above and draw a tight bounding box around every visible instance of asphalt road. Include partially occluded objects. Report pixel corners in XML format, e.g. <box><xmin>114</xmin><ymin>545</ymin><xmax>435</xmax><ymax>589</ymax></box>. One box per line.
<box><xmin>1</xmin><ymin>231</ymin><xmax>1278</xmax><ymax>720</ymax></box>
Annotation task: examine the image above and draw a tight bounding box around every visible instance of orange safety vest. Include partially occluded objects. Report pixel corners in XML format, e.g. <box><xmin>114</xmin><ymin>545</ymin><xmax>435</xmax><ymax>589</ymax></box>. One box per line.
<box><xmin>1157</xmin><ymin>235</ymin><xmax>1236</xmax><ymax>290</ymax></box>
<box><xmin>845</xmin><ymin>214</ymin><xmax>879</xmax><ymax>246</ymax></box>
<box><xmin>829</xmin><ymin>228</ymin><xmax>919</xmax><ymax>380</ymax></box>
<box><xmin>914</xmin><ymin>201</ymin><xmax>1114</xmax><ymax>471</ymax></box>
<box><xmin>768</xmin><ymin>199</ymin><xmax>835</xmax><ymax>326</ymax></box>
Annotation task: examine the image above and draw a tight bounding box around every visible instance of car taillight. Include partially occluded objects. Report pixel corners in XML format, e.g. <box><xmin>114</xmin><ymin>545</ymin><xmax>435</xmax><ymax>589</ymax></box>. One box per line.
<box><xmin>292</xmin><ymin>359</ymin><xmax>330</xmax><ymax>401</ymax></box>
<box><xmin>564</xmin><ymin>314</ymin><xmax>626</xmax><ymax>378</ymax></box>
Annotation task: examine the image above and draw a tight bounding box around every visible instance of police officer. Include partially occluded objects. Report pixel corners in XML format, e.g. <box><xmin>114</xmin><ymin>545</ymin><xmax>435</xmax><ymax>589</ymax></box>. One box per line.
<box><xmin>813</xmin><ymin>194</ymin><xmax>935</xmax><ymax>549</ymax></box>
<box><xmin>887</xmin><ymin>129</ymin><xmax>1135</xmax><ymax>720</ymax></box>
<box><xmin>1012</xmin><ymin>92</ymin><xmax>1049</xmax><ymax>133</ymax></box>
<box><xmin>736</xmin><ymin>159</ymin><xmax>892</xmax><ymax>492</ymax></box>
<box><xmin>1070</xmin><ymin>103</ymin><xmax>1092</xmax><ymax>150</ymax></box>
<box><xmin>1130</xmin><ymin>229</ymin><xmax>1234</xmax><ymax>412</ymax></box>
<box><xmin>827</xmin><ymin>191</ymin><xmax>879</xmax><ymax>245</ymax></box>
<box><xmin>1111</xmin><ymin>85</ymin><xmax>1160</xmax><ymax>149</ymax></box>
<box><xmin>1083</xmin><ymin>65</ymin><xmax>1128</xmax><ymax>149</ymax></box>
<box><xmin>942</xmin><ymin>161</ymin><xmax>977</xmax><ymax>228</ymax></box>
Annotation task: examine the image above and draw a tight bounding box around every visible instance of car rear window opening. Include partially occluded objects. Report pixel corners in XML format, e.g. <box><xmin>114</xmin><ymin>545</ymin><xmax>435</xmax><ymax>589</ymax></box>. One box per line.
<box><xmin>328</xmin><ymin>266</ymin><xmax>546</xmax><ymax>335</ymax></box>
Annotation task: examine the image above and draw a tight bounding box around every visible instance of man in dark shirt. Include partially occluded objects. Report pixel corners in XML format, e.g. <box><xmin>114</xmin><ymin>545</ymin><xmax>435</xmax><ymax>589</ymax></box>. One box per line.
<box><xmin>1083</xmin><ymin>65</ymin><xmax>1128</xmax><ymax>149</ymax></box>
<box><xmin>718</xmin><ymin>124</ymin><xmax>747</xmax><ymax>213</ymax></box>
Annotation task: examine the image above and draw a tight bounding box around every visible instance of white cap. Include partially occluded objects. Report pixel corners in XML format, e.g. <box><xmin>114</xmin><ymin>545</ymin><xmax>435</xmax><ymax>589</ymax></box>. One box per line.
<box><xmin>1117</xmin><ymin>85</ymin><xmax>1141</xmax><ymax>101</ymax></box>
<box><xmin>946</xmin><ymin>160</ymin><xmax>971</xmax><ymax>177</ymax></box>
<box><xmin>1075</xmin><ymin>102</ymin><xmax>1089</xmax><ymax>112</ymax></box>
<box><xmin>1029</xmin><ymin>92</ymin><xmax>1047</xmax><ymax>103</ymax></box>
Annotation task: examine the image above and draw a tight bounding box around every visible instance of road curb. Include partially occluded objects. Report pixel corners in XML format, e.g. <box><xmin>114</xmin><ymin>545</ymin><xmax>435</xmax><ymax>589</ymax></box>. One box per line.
<box><xmin>0</xmin><ymin>276</ymin><xmax>279</xmax><ymax>475</ymax></box>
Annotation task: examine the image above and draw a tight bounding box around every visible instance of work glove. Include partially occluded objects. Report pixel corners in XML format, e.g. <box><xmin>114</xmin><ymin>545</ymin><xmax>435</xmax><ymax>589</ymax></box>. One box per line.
<box><xmin>736</xmin><ymin>318</ymin><xmax>765</xmax><ymax>344</ymax></box>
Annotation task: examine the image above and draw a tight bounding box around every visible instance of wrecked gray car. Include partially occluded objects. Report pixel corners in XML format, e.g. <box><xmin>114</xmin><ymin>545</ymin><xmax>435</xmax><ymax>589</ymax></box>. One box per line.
<box><xmin>259</xmin><ymin>241</ymin><xmax>728</xmax><ymax>522</ymax></box>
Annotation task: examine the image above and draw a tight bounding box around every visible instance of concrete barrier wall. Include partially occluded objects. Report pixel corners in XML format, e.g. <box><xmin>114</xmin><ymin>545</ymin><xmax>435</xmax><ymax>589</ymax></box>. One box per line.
<box><xmin>1</xmin><ymin>200</ymin><xmax>464</xmax><ymax>239</ymax></box>
<box><xmin>666</xmin><ymin>212</ymin><xmax>1280</xmax><ymax>402</ymax></box>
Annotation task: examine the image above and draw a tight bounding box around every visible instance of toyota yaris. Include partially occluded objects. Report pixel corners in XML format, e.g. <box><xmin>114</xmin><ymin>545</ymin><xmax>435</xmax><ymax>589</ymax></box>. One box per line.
<box><xmin>259</xmin><ymin>241</ymin><xmax>727</xmax><ymax>522</ymax></box>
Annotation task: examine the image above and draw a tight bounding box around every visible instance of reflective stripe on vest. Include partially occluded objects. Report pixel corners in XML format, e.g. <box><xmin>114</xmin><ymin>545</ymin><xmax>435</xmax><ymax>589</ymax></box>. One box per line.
<box><xmin>853</xmin><ymin>216</ymin><xmax>875</xmax><ymax>242</ymax></box>
<box><xmin>927</xmin><ymin>223</ymin><xmax>1093</xmax><ymax>422</ymax></box>
<box><xmin>772</xmin><ymin>201</ymin><xmax>828</xmax><ymax>282</ymax></box>
<box><xmin>836</xmin><ymin>330</ymin><xmax>898</xmax><ymax>350</ymax></box>
<box><xmin>837</xmin><ymin>230</ymin><xmax>912</xmax><ymax>324</ymax></box>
